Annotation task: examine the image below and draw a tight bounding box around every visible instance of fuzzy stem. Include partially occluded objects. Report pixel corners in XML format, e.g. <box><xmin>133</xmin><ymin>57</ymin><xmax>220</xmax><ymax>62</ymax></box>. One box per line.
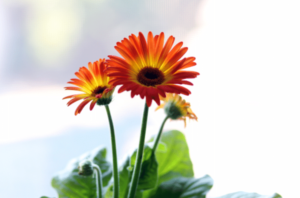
<box><xmin>105</xmin><ymin>105</ymin><xmax>119</xmax><ymax>198</ymax></box>
<box><xmin>152</xmin><ymin>116</ymin><xmax>169</xmax><ymax>153</ymax></box>
<box><xmin>127</xmin><ymin>102</ymin><xmax>149</xmax><ymax>198</ymax></box>
<box><xmin>93</xmin><ymin>164</ymin><xmax>103</xmax><ymax>198</ymax></box>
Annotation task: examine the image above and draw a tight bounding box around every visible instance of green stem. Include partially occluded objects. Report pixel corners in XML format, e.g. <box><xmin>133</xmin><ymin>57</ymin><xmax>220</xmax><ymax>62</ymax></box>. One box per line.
<box><xmin>93</xmin><ymin>164</ymin><xmax>103</xmax><ymax>198</ymax></box>
<box><xmin>127</xmin><ymin>102</ymin><xmax>149</xmax><ymax>198</ymax></box>
<box><xmin>105</xmin><ymin>105</ymin><xmax>119</xmax><ymax>198</ymax></box>
<box><xmin>152</xmin><ymin>116</ymin><xmax>169</xmax><ymax>153</ymax></box>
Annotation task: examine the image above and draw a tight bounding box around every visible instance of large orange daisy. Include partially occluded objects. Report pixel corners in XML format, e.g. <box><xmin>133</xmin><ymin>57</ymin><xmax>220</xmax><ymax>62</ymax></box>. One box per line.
<box><xmin>63</xmin><ymin>59</ymin><xmax>115</xmax><ymax>115</ymax></box>
<box><xmin>106</xmin><ymin>31</ymin><xmax>199</xmax><ymax>107</ymax></box>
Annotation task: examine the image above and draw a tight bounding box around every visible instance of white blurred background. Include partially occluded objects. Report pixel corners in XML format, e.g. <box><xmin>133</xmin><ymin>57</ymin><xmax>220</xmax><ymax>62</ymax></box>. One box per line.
<box><xmin>0</xmin><ymin>0</ymin><xmax>299</xmax><ymax>197</ymax></box>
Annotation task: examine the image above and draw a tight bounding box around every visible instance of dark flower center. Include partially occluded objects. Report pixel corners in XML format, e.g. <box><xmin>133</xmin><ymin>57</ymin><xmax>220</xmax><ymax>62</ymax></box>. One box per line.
<box><xmin>137</xmin><ymin>67</ymin><xmax>165</xmax><ymax>87</ymax></box>
<box><xmin>92</xmin><ymin>86</ymin><xmax>107</xmax><ymax>96</ymax></box>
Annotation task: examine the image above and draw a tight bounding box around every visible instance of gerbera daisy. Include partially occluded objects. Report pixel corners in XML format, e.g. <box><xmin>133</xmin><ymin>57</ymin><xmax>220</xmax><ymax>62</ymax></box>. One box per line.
<box><xmin>156</xmin><ymin>93</ymin><xmax>197</xmax><ymax>127</ymax></box>
<box><xmin>63</xmin><ymin>59</ymin><xmax>115</xmax><ymax>115</ymax></box>
<box><xmin>106</xmin><ymin>31</ymin><xmax>199</xmax><ymax>107</ymax></box>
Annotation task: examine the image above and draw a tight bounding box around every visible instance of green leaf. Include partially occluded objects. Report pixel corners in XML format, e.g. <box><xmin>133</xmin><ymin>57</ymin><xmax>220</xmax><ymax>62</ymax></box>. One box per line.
<box><xmin>217</xmin><ymin>192</ymin><xmax>282</xmax><ymax>198</ymax></box>
<box><xmin>147</xmin><ymin>141</ymin><xmax>167</xmax><ymax>153</ymax></box>
<box><xmin>155</xmin><ymin>130</ymin><xmax>194</xmax><ymax>179</ymax></box>
<box><xmin>129</xmin><ymin>145</ymin><xmax>158</xmax><ymax>190</ymax></box>
<box><xmin>109</xmin><ymin>130</ymin><xmax>197</xmax><ymax>198</ymax></box>
<box><xmin>115</xmin><ymin>147</ymin><xmax>158</xmax><ymax>198</ymax></box>
<box><xmin>117</xmin><ymin>156</ymin><xmax>132</xmax><ymax>198</ymax></box>
<box><xmin>130</xmin><ymin>145</ymin><xmax>153</xmax><ymax>166</ymax></box>
<box><xmin>143</xmin><ymin>130</ymin><xmax>194</xmax><ymax>197</ymax></box>
<box><xmin>156</xmin><ymin>142</ymin><xmax>167</xmax><ymax>152</ymax></box>
<box><xmin>51</xmin><ymin>146</ymin><xmax>112</xmax><ymax>198</ymax></box>
<box><xmin>137</xmin><ymin>153</ymin><xmax>158</xmax><ymax>190</ymax></box>
<box><xmin>148</xmin><ymin>175</ymin><xmax>213</xmax><ymax>198</ymax></box>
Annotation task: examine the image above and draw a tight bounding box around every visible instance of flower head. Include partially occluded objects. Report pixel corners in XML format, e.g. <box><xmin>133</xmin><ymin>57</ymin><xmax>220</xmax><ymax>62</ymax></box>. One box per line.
<box><xmin>156</xmin><ymin>93</ymin><xmax>197</xmax><ymax>127</ymax></box>
<box><xmin>78</xmin><ymin>160</ymin><xmax>94</xmax><ymax>176</ymax></box>
<box><xmin>106</xmin><ymin>31</ymin><xmax>199</xmax><ymax>107</ymax></box>
<box><xmin>63</xmin><ymin>59</ymin><xmax>115</xmax><ymax>115</ymax></box>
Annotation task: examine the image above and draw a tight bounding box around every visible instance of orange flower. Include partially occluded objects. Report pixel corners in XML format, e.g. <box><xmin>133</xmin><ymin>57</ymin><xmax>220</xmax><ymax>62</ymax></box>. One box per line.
<box><xmin>156</xmin><ymin>93</ymin><xmax>197</xmax><ymax>127</ymax></box>
<box><xmin>106</xmin><ymin>31</ymin><xmax>199</xmax><ymax>107</ymax></box>
<box><xmin>63</xmin><ymin>59</ymin><xmax>115</xmax><ymax>115</ymax></box>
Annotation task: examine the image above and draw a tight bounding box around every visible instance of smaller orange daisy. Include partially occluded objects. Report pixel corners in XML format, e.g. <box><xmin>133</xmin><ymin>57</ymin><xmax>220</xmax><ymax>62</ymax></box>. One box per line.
<box><xmin>156</xmin><ymin>93</ymin><xmax>197</xmax><ymax>127</ymax></box>
<box><xmin>63</xmin><ymin>59</ymin><xmax>115</xmax><ymax>115</ymax></box>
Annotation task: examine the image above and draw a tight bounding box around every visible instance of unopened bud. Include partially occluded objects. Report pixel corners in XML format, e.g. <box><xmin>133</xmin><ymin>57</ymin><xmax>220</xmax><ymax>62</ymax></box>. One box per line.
<box><xmin>164</xmin><ymin>101</ymin><xmax>183</xmax><ymax>119</ymax></box>
<box><xmin>78</xmin><ymin>160</ymin><xmax>94</xmax><ymax>176</ymax></box>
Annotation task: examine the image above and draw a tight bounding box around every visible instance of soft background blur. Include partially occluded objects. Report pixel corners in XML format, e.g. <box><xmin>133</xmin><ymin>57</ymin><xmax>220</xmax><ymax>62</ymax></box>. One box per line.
<box><xmin>0</xmin><ymin>0</ymin><xmax>299</xmax><ymax>197</ymax></box>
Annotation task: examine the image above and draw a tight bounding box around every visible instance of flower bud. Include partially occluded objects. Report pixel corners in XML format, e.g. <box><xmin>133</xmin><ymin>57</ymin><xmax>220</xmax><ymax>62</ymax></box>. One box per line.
<box><xmin>164</xmin><ymin>101</ymin><xmax>183</xmax><ymax>119</ymax></box>
<box><xmin>96</xmin><ymin>96</ymin><xmax>113</xmax><ymax>106</ymax></box>
<box><xmin>156</xmin><ymin>93</ymin><xmax>198</xmax><ymax>127</ymax></box>
<box><xmin>78</xmin><ymin>160</ymin><xmax>94</xmax><ymax>176</ymax></box>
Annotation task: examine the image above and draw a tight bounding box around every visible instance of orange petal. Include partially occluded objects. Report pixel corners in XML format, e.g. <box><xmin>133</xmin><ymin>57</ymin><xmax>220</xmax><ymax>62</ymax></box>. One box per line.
<box><xmin>107</xmin><ymin>55</ymin><xmax>133</xmax><ymax>69</ymax></box>
<box><xmin>158</xmin><ymin>85</ymin><xmax>180</xmax><ymax>94</ymax></box>
<box><xmin>160</xmin><ymin>41</ymin><xmax>183</xmax><ymax>69</ymax></box>
<box><xmin>63</xmin><ymin>95</ymin><xmax>76</xmax><ymax>100</ymax></box>
<box><xmin>148</xmin><ymin>87</ymin><xmax>160</xmax><ymax>106</ymax></box>
<box><xmin>75</xmin><ymin>100</ymin><xmax>91</xmax><ymax>115</ymax></box>
<box><xmin>156</xmin><ymin>35</ymin><xmax>175</xmax><ymax>67</ymax></box>
<box><xmin>168</xmin><ymin>85</ymin><xmax>191</xmax><ymax>95</ymax></box>
<box><xmin>122</xmin><ymin>38</ymin><xmax>143</xmax><ymax>67</ymax></box>
<box><xmin>90</xmin><ymin>100</ymin><xmax>97</xmax><ymax>111</ymax></box>
<box><xmin>139</xmin><ymin>32</ymin><xmax>150</xmax><ymax>65</ymax></box>
<box><xmin>146</xmin><ymin>95</ymin><xmax>152</xmax><ymax>107</ymax></box>
<box><xmin>129</xmin><ymin>34</ymin><xmax>145</xmax><ymax>66</ymax></box>
<box><xmin>156</xmin><ymin>86</ymin><xmax>166</xmax><ymax>98</ymax></box>
<box><xmin>67</xmin><ymin>97</ymin><xmax>82</xmax><ymax>106</ymax></box>
<box><xmin>64</xmin><ymin>87</ymin><xmax>82</xmax><ymax>91</ymax></box>
<box><xmin>162</xmin><ymin>47</ymin><xmax>188</xmax><ymax>71</ymax></box>
<box><xmin>174</xmin><ymin>71</ymin><xmax>200</xmax><ymax>79</ymax></box>
<box><xmin>154</xmin><ymin>32</ymin><xmax>165</xmax><ymax>64</ymax></box>
<box><xmin>147</xmin><ymin>32</ymin><xmax>155</xmax><ymax>65</ymax></box>
<box><xmin>115</xmin><ymin>46</ymin><xmax>140</xmax><ymax>71</ymax></box>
